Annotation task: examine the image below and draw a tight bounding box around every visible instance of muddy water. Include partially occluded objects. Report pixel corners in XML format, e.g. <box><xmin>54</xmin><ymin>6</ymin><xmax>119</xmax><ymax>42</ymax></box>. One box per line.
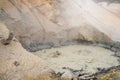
<box><xmin>34</xmin><ymin>44</ymin><xmax>119</xmax><ymax>73</ymax></box>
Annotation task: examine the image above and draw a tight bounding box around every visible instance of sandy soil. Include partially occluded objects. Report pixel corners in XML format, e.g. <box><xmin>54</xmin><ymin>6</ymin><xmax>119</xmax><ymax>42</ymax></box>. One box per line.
<box><xmin>34</xmin><ymin>44</ymin><xmax>119</xmax><ymax>73</ymax></box>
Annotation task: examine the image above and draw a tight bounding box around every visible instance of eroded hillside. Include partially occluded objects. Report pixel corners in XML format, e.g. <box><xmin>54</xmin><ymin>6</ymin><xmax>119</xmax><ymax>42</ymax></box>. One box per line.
<box><xmin>0</xmin><ymin>0</ymin><xmax>120</xmax><ymax>51</ymax></box>
<box><xmin>0</xmin><ymin>22</ymin><xmax>56</xmax><ymax>80</ymax></box>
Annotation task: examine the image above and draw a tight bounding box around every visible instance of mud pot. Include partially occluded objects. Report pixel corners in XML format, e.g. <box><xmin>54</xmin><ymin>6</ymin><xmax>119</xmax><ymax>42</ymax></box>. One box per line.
<box><xmin>34</xmin><ymin>42</ymin><xmax>120</xmax><ymax>80</ymax></box>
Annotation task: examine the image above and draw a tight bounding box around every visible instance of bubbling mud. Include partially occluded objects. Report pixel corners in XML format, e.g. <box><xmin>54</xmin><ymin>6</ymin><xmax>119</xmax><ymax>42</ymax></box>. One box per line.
<box><xmin>34</xmin><ymin>44</ymin><xmax>119</xmax><ymax>73</ymax></box>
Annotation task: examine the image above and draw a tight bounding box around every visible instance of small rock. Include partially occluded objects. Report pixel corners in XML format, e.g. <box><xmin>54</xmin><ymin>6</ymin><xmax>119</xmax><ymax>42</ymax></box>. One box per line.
<box><xmin>61</xmin><ymin>70</ymin><xmax>73</xmax><ymax>80</ymax></box>
<box><xmin>51</xmin><ymin>51</ymin><xmax>61</xmax><ymax>58</ymax></box>
<box><xmin>13</xmin><ymin>61</ymin><xmax>20</xmax><ymax>67</ymax></box>
<box><xmin>115</xmin><ymin>51</ymin><xmax>120</xmax><ymax>57</ymax></box>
